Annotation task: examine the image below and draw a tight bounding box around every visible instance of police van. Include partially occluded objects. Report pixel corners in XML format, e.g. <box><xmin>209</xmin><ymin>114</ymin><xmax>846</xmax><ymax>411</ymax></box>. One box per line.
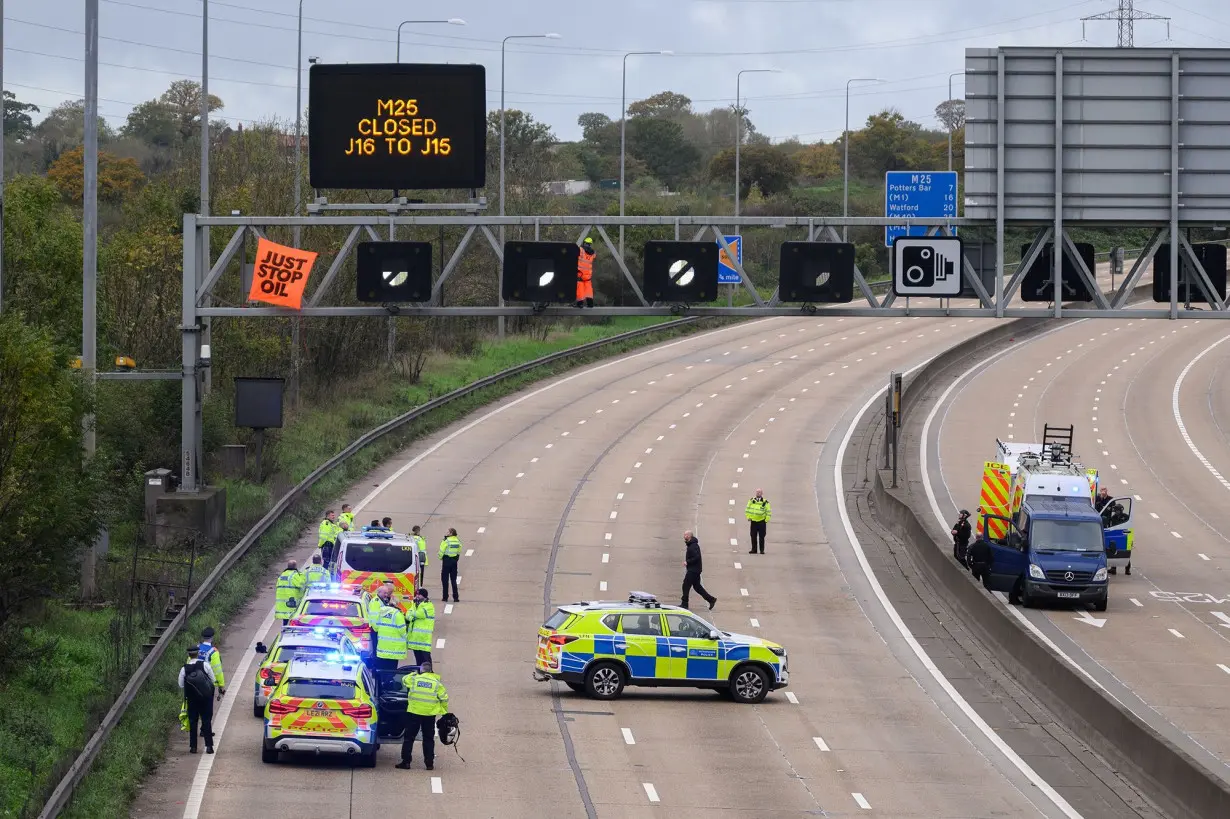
<box><xmin>332</xmin><ymin>528</ymin><xmax>421</xmax><ymax>608</ymax></box>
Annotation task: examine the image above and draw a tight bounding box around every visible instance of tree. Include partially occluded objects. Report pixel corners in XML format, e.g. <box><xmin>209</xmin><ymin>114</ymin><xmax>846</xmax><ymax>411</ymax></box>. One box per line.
<box><xmin>847</xmin><ymin>109</ymin><xmax>932</xmax><ymax>178</ymax></box>
<box><xmin>1</xmin><ymin>175</ymin><xmax>83</xmax><ymax>350</ymax></box>
<box><xmin>3</xmin><ymin>91</ymin><xmax>39</xmax><ymax>142</ymax></box>
<box><xmin>33</xmin><ymin>100</ymin><xmax>117</xmax><ymax>168</ymax></box>
<box><xmin>47</xmin><ymin>146</ymin><xmax>146</xmax><ymax>205</ymax></box>
<box><xmin>627</xmin><ymin>117</ymin><xmax>700</xmax><ymax>190</ymax></box>
<box><xmin>0</xmin><ymin>309</ymin><xmax>104</xmax><ymax>643</ymax></box>
<box><xmin>627</xmin><ymin>91</ymin><xmax>693</xmax><ymax>121</ymax></box>
<box><xmin>577</xmin><ymin>112</ymin><xmax>613</xmax><ymax>142</ymax></box>
<box><xmin>708</xmin><ymin>144</ymin><xmax>799</xmax><ymax>198</ymax></box>
<box><xmin>935</xmin><ymin>99</ymin><xmax>965</xmax><ymax>132</ymax></box>
<box><xmin>795</xmin><ymin>142</ymin><xmax>840</xmax><ymax>180</ymax></box>
<box><xmin>158</xmin><ymin>80</ymin><xmax>224</xmax><ymax>142</ymax></box>
<box><xmin>122</xmin><ymin>100</ymin><xmax>180</xmax><ymax>148</ymax></box>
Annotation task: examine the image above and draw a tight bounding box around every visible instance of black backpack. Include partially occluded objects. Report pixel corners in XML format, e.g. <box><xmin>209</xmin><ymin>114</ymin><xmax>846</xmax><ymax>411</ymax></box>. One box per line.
<box><xmin>437</xmin><ymin>712</ymin><xmax>464</xmax><ymax>761</ymax></box>
<box><xmin>183</xmin><ymin>661</ymin><xmax>213</xmax><ymax>702</ymax></box>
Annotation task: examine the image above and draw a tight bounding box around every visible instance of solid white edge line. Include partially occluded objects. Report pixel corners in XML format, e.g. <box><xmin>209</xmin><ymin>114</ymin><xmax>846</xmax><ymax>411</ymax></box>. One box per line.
<box><xmin>837</xmin><ymin>352</ymin><xmax>1084</xmax><ymax>819</ymax></box>
<box><xmin>183</xmin><ymin>318</ymin><xmax>774</xmax><ymax>811</ymax></box>
<box><xmin>1172</xmin><ymin>333</ymin><xmax>1230</xmax><ymax>493</ymax></box>
<box><xmin>182</xmin><ymin>607</ymin><xmax>276</xmax><ymax>819</ymax></box>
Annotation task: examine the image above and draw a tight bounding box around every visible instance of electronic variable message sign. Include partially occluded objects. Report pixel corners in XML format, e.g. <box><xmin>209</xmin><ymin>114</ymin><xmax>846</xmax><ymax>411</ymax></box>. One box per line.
<box><xmin>308</xmin><ymin>63</ymin><xmax>487</xmax><ymax>191</ymax></box>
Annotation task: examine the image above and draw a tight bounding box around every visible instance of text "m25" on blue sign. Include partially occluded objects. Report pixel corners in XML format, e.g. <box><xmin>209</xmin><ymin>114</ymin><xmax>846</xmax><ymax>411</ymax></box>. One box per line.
<box><xmin>884</xmin><ymin>171</ymin><xmax>958</xmax><ymax>247</ymax></box>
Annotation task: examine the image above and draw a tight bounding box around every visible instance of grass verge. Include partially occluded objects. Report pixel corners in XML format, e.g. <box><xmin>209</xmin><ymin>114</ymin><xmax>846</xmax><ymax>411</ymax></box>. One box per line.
<box><xmin>50</xmin><ymin>314</ymin><xmax>729</xmax><ymax>818</ymax></box>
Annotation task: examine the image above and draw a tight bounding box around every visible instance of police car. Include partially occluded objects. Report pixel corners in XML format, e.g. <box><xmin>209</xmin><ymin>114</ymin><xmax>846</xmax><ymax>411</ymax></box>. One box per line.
<box><xmin>262</xmin><ymin>655</ymin><xmax>379</xmax><ymax>766</ymax></box>
<box><xmin>533</xmin><ymin>591</ymin><xmax>789</xmax><ymax>704</ymax></box>
<box><xmin>251</xmin><ymin>627</ymin><xmax>365</xmax><ymax>717</ymax></box>
<box><xmin>286</xmin><ymin>585</ymin><xmax>376</xmax><ymax>657</ymax></box>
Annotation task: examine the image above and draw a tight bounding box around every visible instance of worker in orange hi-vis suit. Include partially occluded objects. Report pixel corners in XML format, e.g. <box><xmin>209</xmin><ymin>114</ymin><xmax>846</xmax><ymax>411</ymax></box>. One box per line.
<box><xmin>576</xmin><ymin>236</ymin><xmax>595</xmax><ymax>308</ymax></box>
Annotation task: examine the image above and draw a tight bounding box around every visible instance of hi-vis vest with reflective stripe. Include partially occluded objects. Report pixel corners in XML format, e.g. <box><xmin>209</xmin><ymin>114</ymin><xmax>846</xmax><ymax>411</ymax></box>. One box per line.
<box><xmin>303</xmin><ymin>564</ymin><xmax>328</xmax><ymax>586</ymax></box>
<box><xmin>318</xmin><ymin>518</ymin><xmax>340</xmax><ymax>547</ymax></box>
<box><xmin>339</xmin><ymin>511</ymin><xmax>354</xmax><ymax>529</ymax></box>
<box><xmin>975</xmin><ymin>461</ymin><xmax>1012</xmax><ymax>540</ymax></box>
<box><xmin>439</xmin><ymin>536</ymin><xmax>461</xmax><ymax>559</ymax></box>
<box><xmin>275</xmin><ymin>569</ymin><xmax>304</xmax><ymax>618</ymax></box>
<box><xmin>577</xmin><ymin>250</ymin><xmax>593</xmax><ymax>282</ymax></box>
<box><xmin>408</xmin><ymin>600</ymin><xmax>435</xmax><ymax>650</ymax></box>
<box><xmin>412</xmin><ymin>534</ymin><xmax>428</xmax><ymax>567</ymax></box>
<box><xmin>745</xmin><ymin>497</ymin><xmax>770</xmax><ymax>522</ymax></box>
<box><xmin>373</xmin><ymin>606</ymin><xmax>408</xmax><ymax>660</ymax></box>
<box><xmin>404</xmin><ymin>672</ymin><xmax>449</xmax><ymax>716</ymax></box>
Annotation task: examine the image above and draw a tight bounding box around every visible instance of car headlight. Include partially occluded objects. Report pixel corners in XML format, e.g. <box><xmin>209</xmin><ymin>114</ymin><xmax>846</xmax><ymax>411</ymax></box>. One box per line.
<box><xmin>768</xmin><ymin>646</ymin><xmax>785</xmax><ymax>657</ymax></box>
<box><xmin>1093</xmin><ymin>567</ymin><xmax>1108</xmax><ymax>582</ymax></box>
<box><xmin>1029</xmin><ymin>563</ymin><xmax>1046</xmax><ymax>580</ymax></box>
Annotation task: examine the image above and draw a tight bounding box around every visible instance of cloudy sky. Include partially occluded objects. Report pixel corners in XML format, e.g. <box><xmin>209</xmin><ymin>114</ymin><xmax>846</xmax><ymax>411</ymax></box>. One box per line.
<box><xmin>7</xmin><ymin>0</ymin><xmax>1230</xmax><ymax>144</ymax></box>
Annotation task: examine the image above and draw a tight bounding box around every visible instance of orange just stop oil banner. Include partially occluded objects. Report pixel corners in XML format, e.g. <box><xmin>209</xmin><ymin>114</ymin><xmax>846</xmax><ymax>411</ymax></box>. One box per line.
<box><xmin>247</xmin><ymin>237</ymin><xmax>319</xmax><ymax>309</ymax></box>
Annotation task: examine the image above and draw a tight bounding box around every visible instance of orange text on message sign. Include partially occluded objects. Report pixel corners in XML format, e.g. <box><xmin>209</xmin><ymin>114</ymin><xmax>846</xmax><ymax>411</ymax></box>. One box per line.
<box><xmin>248</xmin><ymin>238</ymin><xmax>319</xmax><ymax>309</ymax></box>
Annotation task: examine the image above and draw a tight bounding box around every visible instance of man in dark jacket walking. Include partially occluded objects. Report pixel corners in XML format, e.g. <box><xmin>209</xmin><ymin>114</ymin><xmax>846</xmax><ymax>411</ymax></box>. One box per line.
<box><xmin>680</xmin><ymin>530</ymin><xmax>716</xmax><ymax>610</ymax></box>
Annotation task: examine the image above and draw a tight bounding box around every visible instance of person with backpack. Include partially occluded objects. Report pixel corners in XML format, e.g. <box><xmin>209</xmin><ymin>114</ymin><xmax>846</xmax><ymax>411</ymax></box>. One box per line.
<box><xmin>178</xmin><ymin>647</ymin><xmax>217</xmax><ymax>754</ymax></box>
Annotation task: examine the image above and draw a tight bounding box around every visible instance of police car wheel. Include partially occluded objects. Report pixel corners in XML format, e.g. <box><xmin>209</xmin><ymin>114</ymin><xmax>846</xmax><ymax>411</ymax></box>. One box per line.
<box><xmin>253</xmin><ymin>702</ymin><xmax>264</xmax><ymax>719</ymax></box>
<box><xmin>584</xmin><ymin>662</ymin><xmax>626</xmax><ymax>699</ymax></box>
<box><xmin>358</xmin><ymin>750</ymin><xmax>377</xmax><ymax>768</ymax></box>
<box><xmin>729</xmin><ymin>665</ymin><xmax>770</xmax><ymax>704</ymax></box>
<box><xmin>261</xmin><ymin>746</ymin><xmax>278</xmax><ymax>764</ymax></box>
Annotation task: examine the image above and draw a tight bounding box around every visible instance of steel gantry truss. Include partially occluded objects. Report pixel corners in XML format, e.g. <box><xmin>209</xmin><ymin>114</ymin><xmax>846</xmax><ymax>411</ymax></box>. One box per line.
<box><xmin>176</xmin><ymin>212</ymin><xmax>1226</xmax><ymax>493</ymax></box>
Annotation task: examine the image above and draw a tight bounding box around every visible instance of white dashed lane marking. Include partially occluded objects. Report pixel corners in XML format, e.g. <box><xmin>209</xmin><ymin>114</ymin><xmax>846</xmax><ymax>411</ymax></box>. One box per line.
<box><xmin>602</xmin><ymin>553</ymin><xmax>609</xmax><ymax>563</ymax></box>
<box><xmin>477</xmin><ymin>526</ymin><xmax>486</xmax><ymax>534</ymax></box>
<box><xmin>734</xmin><ymin>561</ymin><xmax>742</xmax><ymax>569</ymax></box>
<box><xmin>785</xmin><ymin>691</ymin><xmax>799</xmax><ymax>704</ymax></box>
<box><xmin>622</xmin><ymin>728</ymin><xmax>636</xmax><ymax>745</ymax></box>
<box><xmin>443</xmin><ymin>604</ymin><xmax>454</xmax><ymax>615</ymax></box>
<box><xmin>749</xmin><ymin>618</ymin><xmax>760</xmax><ymax>628</ymax></box>
<box><xmin>1169</xmin><ymin>629</ymin><xmax>1185</xmax><ymax>639</ymax></box>
<box><xmin>599</xmin><ymin>581</ymin><xmax>608</xmax><ymax>591</ymax></box>
<box><xmin>436</xmin><ymin>638</ymin><xmax>446</xmax><ymax>649</ymax></box>
<box><xmin>464</xmin><ymin>549</ymin><xmax>474</xmax><ymax>557</ymax></box>
<box><xmin>853</xmin><ymin>793</ymin><xmax>871</xmax><ymax>810</ymax></box>
<box><xmin>813</xmin><ymin>736</ymin><xmax>830</xmax><ymax>751</ymax></box>
<box><xmin>488</xmin><ymin>506</ymin><xmax>498</xmax><ymax>514</ymax></box>
<box><xmin>643</xmin><ymin>783</ymin><xmax>660</xmax><ymax>803</ymax></box>
<box><xmin>431</xmin><ymin>777</ymin><xmax>443</xmax><ymax>794</ymax></box>
<box><xmin>740</xmin><ymin>588</ymin><xmax>749</xmax><ymax>596</ymax></box>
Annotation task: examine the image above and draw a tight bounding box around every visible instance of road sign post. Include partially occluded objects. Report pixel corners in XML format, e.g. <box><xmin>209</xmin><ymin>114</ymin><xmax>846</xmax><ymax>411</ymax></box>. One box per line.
<box><xmin>884</xmin><ymin>171</ymin><xmax>958</xmax><ymax>247</ymax></box>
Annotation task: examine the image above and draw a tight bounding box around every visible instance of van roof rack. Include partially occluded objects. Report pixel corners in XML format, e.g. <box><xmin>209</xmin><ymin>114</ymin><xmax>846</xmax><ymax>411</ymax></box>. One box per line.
<box><xmin>628</xmin><ymin>590</ymin><xmax>660</xmax><ymax>608</ymax></box>
<box><xmin>1042</xmin><ymin>423</ymin><xmax>1074</xmax><ymax>462</ymax></box>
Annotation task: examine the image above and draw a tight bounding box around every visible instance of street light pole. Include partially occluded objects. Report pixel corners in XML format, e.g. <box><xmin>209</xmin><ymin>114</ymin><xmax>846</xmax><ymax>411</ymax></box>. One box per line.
<box><xmin>620</xmin><ymin>50</ymin><xmax>672</xmax><ymax>258</ymax></box>
<box><xmin>734</xmin><ymin>69</ymin><xmax>779</xmax><ymax>217</ymax></box>
<box><xmin>396</xmin><ymin>18</ymin><xmax>466</xmax><ymax>62</ymax></box>
<box><xmin>947</xmin><ymin>71</ymin><xmax>965</xmax><ymax>172</ymax></box>
<box><xmin>499</xmin><ymin>32</ymin><xmax>559</xmax><ymax>340</ymax></box>
<box><xmin>842</xmin><ymin>77</ymin><xmax>882</xmax><ymax>241</ymax></box>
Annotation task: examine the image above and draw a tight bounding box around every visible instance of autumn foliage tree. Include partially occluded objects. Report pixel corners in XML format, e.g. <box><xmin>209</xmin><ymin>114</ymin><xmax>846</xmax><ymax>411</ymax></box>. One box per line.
<box><xmin>46</xmin><ymin>146</ymin><xmax>145</xmax><ymax>204</ymax></box>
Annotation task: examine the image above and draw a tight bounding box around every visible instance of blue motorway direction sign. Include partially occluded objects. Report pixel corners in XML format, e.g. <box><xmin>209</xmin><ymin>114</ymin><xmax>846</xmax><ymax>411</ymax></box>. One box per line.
<box><xmin>718</xmin><ymin>235</ymin><xmax>743</xmax><ymax>284</ymax></box>
<box><xmin>884</xmin><ymin>171</ymin><xmax>958</xmax><ymax>247</ymax></box>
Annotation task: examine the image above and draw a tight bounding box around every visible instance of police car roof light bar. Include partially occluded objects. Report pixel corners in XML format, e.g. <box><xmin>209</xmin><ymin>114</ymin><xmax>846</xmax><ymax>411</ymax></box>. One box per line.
<box><xmin>628</xmin><ymin>590</ymin><xmax>660</xmax><ymax>607</ymax></box>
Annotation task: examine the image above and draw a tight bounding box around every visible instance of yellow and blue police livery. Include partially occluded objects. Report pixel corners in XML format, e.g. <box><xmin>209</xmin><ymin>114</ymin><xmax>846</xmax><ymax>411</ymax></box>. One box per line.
<box><xmin>533</xmin><ymin>591</ymin><xmax>789</xmax><ymax>704</ymax></box>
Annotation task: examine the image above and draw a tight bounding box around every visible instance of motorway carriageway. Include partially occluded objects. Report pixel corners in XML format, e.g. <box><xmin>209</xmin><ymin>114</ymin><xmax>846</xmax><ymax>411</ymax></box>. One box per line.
<box><xmin>924</xmin><ymin>304</ymin><xmax>1230</xmax><ymax>786</ymax></box>
<box><xmin>130</xmin><ymin>313</ymin><xmax>1101</xmax><ymax>819</ymax></box>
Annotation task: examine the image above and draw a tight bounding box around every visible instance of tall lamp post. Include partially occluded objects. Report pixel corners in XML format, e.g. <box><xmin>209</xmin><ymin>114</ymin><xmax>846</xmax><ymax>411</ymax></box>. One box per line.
<box><xmin>499</xmin><ymin>32</ymin><xmax>560</xmax><ymax>340</ymax></box>
<box><xmin>734</xmin><ymin>68</ymin><xmax>780</xmax><ymax>217</ymax></box>
<box><xmin>842</xmin><ymin>77</ymin><xmax>882</xmax><ymax>241</ymax></box>
<box><xmin>947</xmin><ymin>70</ymin><xmax>965</xmax><ymax>171</ymax></box>
<box><xmin>396</xmin><ymin>18</ymin><xmax>466</xmax><ymax>62</ymax></box>
<box><xmin>619</xmin><ymin>50</ymin><xmax>673</xmax><ymax>258</ymax></box>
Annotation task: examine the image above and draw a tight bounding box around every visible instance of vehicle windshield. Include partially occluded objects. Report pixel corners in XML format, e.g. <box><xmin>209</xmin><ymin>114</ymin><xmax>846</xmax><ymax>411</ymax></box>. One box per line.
<box><xmin>285</xmin><ymin>679</ymin><xmax>356</xmax><ymax>700</ymax></box>
<box><xmin>304</xmin><ymin>600</ymin><xmax>363</xmax><ymax>617</ymax></box>
<box><xmin>1031</xmin><ymin>519</ymin><xmax>1105</xmax><ymax>553</ymax></box>
<box><xmin>543</xmin><ymin>609</ymin><xmax>571</xmax><ymax>629</ymax></box>
<box><xmin>343</xmin><ymin>542</ymin><xmax>416</xmax><ymax>573</ymax></box>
